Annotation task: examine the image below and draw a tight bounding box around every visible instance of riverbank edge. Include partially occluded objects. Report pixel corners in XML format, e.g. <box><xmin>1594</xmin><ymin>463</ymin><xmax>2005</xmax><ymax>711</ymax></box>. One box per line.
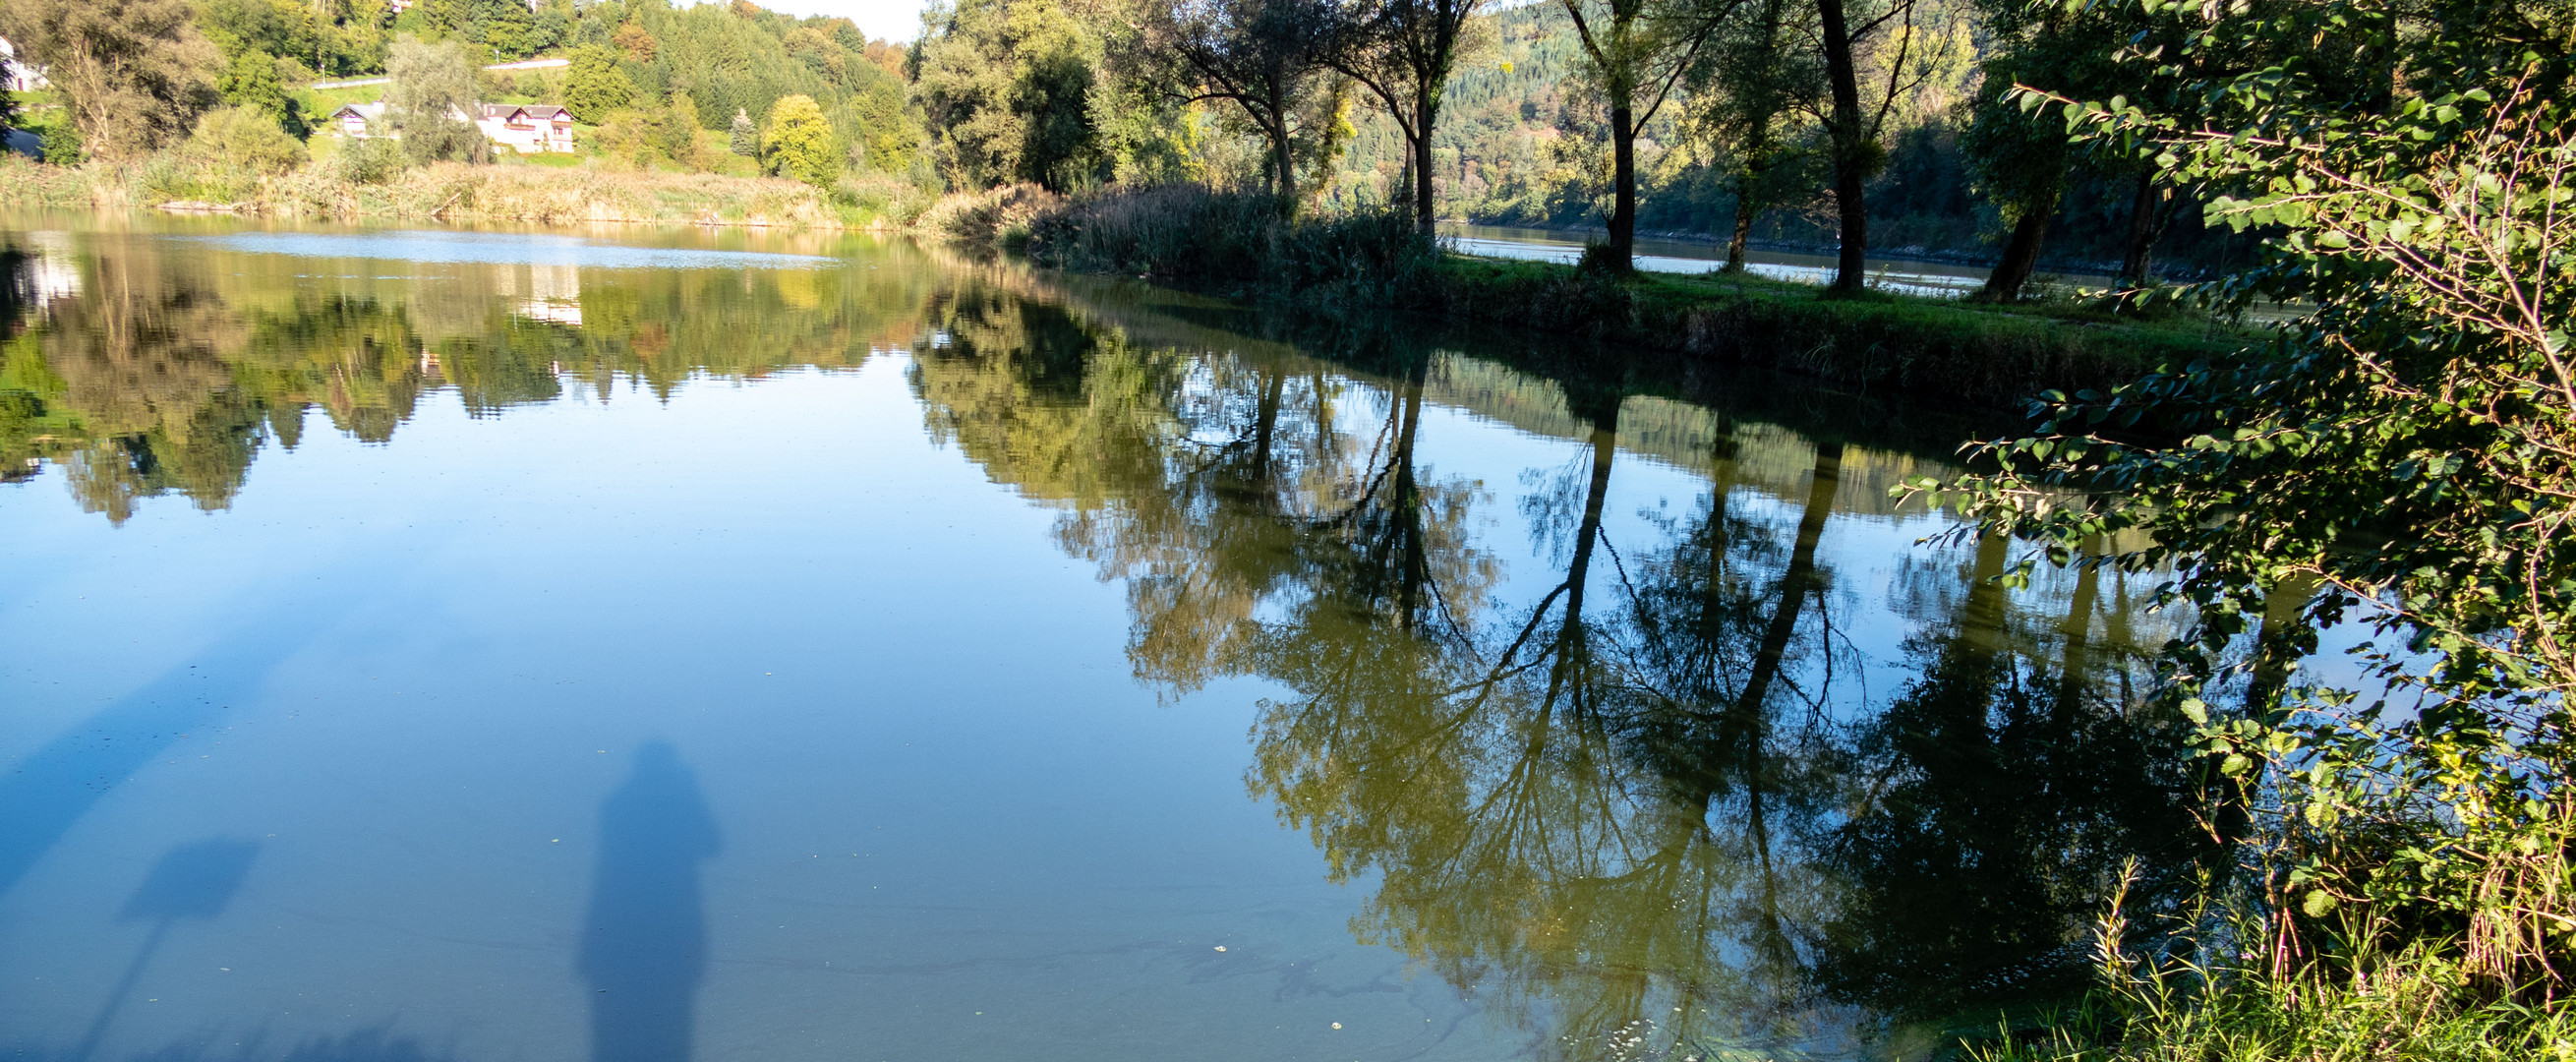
<box><xmin>1410</xmin><ymin>257</ymin><xmax>2238</xmax><ymax>408</ymax></box>
<box><xmin>988</xmin><ymin>185</ymin><xmax>2250</xmax><ymax>410</ymax></box>
<box><xmin>0</xmin><ymin>158</ymin><xmax>905</xmax><ymax>231</ymax></box>
<box><xmin>1445</xmin><ymin>217</ymin><xmax>2161</xmax><ymax>281</ymax></box>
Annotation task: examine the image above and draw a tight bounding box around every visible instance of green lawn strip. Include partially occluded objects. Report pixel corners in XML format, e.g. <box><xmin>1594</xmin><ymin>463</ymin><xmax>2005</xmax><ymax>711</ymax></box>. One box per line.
<box><xmin>1427</xmin><ymin>255</ymin><xmax>2253</xmax><ymax>407</ymax></box>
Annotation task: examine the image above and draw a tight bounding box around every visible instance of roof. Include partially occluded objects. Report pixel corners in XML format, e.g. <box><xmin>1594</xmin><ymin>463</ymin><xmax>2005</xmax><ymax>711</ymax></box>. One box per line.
<box><xmin>329</xmin><ymin>102</ymin><xmax>388</xmax><ymax>120</ymax></box>
<box><xmin>478</xmin><ymin>103</ymin><xmax>572</xmax><ymax>121</ymax></box>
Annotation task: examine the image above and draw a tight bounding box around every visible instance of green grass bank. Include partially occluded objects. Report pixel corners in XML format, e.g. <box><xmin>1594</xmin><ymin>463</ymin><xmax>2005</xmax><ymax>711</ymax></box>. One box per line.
<box><xmin>998</xmin><ymin>183</ymin><xmax>2250</xmax><ymax>409</ymax></box>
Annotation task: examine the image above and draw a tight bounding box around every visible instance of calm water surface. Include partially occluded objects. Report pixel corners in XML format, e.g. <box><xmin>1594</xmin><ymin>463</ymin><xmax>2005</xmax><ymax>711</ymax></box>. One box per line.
<box><xmin>0</xmin><ymin>216</ymin><xmax>2212</xmax><ymax>1062</ymax></box>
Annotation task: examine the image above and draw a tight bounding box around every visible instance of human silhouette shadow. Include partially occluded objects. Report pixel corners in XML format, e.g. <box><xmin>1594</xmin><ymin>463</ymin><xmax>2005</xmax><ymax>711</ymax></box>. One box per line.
<box><xmin>576</xmin><ymin>742</ymin><xmax>719</xmax><ymax>1062</ymax></box>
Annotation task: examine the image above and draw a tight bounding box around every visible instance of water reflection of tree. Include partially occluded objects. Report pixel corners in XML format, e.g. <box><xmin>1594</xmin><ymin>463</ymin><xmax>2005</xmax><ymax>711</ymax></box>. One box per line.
<box><xmin>1243</xmin><ymin>381</ymin><xmax>1884</xmax><ymax>1058</ymax></box>
<box><xmin>1815</xmin><ymin>541</ymin><xmax>2216</xmax><ymax>1024</ymax></box>
<box><xmin>0</xmin><ymin>234</ymin><xmax>936</xmax><ymax>521</ymax></box>
<box><xmin>890</xmin><ymin>291</ymin><xmax>2216</xmax><ymax>1055</ymax></box>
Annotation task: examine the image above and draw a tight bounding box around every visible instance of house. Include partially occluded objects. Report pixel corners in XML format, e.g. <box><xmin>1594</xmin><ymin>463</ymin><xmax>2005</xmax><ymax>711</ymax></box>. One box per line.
<box><xmin>325</xmin><ymin>102</ymin><xmax>388</xmax><ymax>138</ymax></box>
<box><xmin>322</xmin><ymin>101</ymin><xmax>576</xmax><ymax>154</ymax></box>
<box><xmin>475</xmin><ymin>104</ymin><xmax>574</xmax><ymax>153</ymax></box>
<box><xmin>0</xmin><ymin>37</ymin><xmax>47</xmax><ymax>93</ymax></box>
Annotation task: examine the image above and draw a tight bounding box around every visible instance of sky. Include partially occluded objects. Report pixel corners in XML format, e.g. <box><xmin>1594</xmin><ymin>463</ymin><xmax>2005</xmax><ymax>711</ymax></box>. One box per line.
<box><xmin>701</xmin><ymin>0</ymin><xmax>935</xmax><ymax>42</ymax></box>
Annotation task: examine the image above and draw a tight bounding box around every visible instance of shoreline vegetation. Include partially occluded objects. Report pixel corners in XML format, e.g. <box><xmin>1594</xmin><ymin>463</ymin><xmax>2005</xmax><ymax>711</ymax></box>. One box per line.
<box><xmin>986</xmin><ymin>182</ymin><xmax>2244</xmax><ymax>407</ymax></box>
<box><xmin>0</xmin><ymin>156</ymin><xmax>910</xmax><ymax>230</ymax></box>
<box><xmin>0</xmin><ymin>160</ymin><xmax>2239</xmax><ymax>409</ymax></box>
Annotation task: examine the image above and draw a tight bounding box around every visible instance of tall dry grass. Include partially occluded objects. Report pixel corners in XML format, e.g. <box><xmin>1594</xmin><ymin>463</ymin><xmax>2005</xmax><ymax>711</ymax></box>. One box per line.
<box><xmin>0</xmin><ymin>154</ymin><xmax>912</xmax><ymax>229</ymax></box>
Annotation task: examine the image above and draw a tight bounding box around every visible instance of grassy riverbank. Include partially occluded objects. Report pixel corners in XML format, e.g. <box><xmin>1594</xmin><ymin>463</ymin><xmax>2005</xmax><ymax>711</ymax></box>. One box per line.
<box><xmin>1000</xmin><ymin>184</ymin><xmax>2248</xmax><ymax>408</ymax></box>
<box><xmin>0</xmin><ymin>155</ymin><xmax>930</xmax><ymax>229</ymax></box>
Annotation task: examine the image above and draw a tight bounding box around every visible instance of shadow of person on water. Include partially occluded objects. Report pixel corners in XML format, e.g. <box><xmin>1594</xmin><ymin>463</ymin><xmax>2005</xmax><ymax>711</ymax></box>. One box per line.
<box><xmin>577</xmin><ymin>742</ymin><xmax>720</xmax><ymax>1062</ymax></box>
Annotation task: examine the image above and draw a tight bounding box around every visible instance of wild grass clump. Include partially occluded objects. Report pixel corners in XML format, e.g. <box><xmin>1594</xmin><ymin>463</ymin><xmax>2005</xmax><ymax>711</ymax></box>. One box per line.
<box><xmin>918</xmin><ymin>182</ymin><xmax>1062</xmax><ymax>246</ymax></box>
<box><xmin>830</xmin><ymin>173</ymin><xmax>937</xmax><ymax>228</ymax></box>
<box><xmin>1967</xmin><ymin>857</ymin><xmax>2576</xmax><ymax>1062</ymax></box>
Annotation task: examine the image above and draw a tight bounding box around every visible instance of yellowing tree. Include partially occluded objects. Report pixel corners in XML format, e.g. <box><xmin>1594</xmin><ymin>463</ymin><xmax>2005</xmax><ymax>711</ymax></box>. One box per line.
<box><xmin>761</xmin><ymin>93</ymin><xmax>841</xmax><ymax>187</ymax></box>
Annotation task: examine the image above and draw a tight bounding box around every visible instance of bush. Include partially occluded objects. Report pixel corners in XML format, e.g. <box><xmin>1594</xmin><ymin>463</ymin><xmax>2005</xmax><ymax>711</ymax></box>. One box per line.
<box><xmin>1022</xmin><ymin>184</ymin><xmax>1438</xmax><ymax>305</ymax></box>
<box><xmin>42</xmin><ymin>124</ymin><xmax>80</xmax><ymax>165</ymax></box>
<box><xmin>336</xmin><ymin>136</ymin><xmax>410</xmax><ymax>185</ymax></box>
<box><xmin>136</xmin><ymin>107</ymin><xmax>312</xmax><ymax>204</ymax></box>
<box><xmin>183</xmin><ymin>107</ymin><xmax>307</xmax><ymax>176</ymax></box>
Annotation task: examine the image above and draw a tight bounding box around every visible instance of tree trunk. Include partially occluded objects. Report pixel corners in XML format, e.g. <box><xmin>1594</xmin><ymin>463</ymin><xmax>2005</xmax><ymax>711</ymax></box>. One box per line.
<box><xmin>1249</xmin><ymin>369</ymin><xmax>1283</xmax><ymax>494</ymax></box>
<box><xmin>1412</xmin><ymin>86</ymin><xmax>1439</xmax><ymax>235</ymax></box>
<box><xmin>2116</xmin><ymin>170</ymin><xmax>2160</xmax><ymax>291</ymax></box>
<box><xmin>1739</xmin><ymin>444</ymin><xmax>1841</xmax><ymax>715</ymax></box>
<box><xmin>1268</xmin><ymin>99</ymin><xmax>1297</xmax><ymax>216</ymax></box>
<box><xmin>1562</xmin><ymin>413</ymin><xmax>1619</xmax><ymax>631</ymax></box>
<box><xmin>1607</xmin><ymin>100</ymin><xmax>1637</xmax><ymax>272</ymax></box>
<box><xmin>1976</xmin><ymin>191</ymin><xmax>2057</xmax><ymax>302</ymax></box>
<box><xmin>1391</xmin><ymin>361</ymin><xmax>1428</xmax><ymax>628</ymax></box>
<box><xmin>1725</xmin><ymin>192</ymin><xmax>1756</xmax><ymax>272</ymax></box>
<box><xmin>1816</xmin><ymin>0</ymin><xmax>1869</xmax><ymax>293</ymax></box>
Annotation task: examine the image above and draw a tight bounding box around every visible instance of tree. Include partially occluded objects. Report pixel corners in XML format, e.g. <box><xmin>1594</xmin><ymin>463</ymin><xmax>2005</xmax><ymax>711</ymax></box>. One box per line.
<box><xmin>730</xmin><ymin>107</ymin><xmax>759</xmax><ymax>157</ymax></box>
<box><xmin>1556</xmin><ymin>0</ymin><xmax>1737</xmax><ymax>272</ymax></box>
<box><xmin>562</xmin><ymin>44</ymin><xmax>635</xmax><ymax>124</ymax></box>
<box><xmin>1327</xmin><ymin>0</ymin><xmax>1486</xmax><ymax>233</ymax></box>
<box><xmin>1142</xmin><ymin>0</ymin><xmax>1340</xmax><ymax>212</ymax></box>
<box><xmin>912</xmin><ymin>0</ymin><xmax>1102</xmax><ymax>191</ymax></box>
<box><xmin>1689</xmin><ymin>0</ymin><xmax>1822</xmax><ymax>272</ymax></box>
<box><xmin>217</xmin><ymin>50</ymin><xmax>307</xmax><ymax>138</ymax></box>
<box><xmin>385</xmin><ymin>36</ymin><xmax>487</xmax><ymax>163</ymax></box>
<box><xmin>478</xmin><ymin>0</ymin><xmax>547</xmax><ymax>59</ymax></box>
<box><xmin>1931</xmin><ymin>0</ymin><xmax>2576</xmax><ymax>1003</ymax></box>
<box><xmin>613</xmin><ymin>20</ymin><xmax>658</xmax><ymax>62</ymax></box>
<box><xmin>1958</xmin><ymin>77</ymin><xmax>2066</xmax><ymax>302</ymax></box>
<box><xmin>1810</xmin><ymin>0</ymin><xmax>1934</xmax><ymax>292</ymax></box>
<box><xmin>762</xmin><ymin>93</ymin><xmax>841</xmax><ymax>186</ymax></box>
<box><xmin>0</xmin><ymin>0</ymin><xmax>220</xmax><ymax>163</ymax></box>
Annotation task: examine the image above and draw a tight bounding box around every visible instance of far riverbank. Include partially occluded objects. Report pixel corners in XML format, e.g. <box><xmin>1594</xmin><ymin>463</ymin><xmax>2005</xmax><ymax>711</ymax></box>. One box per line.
<box><xmin>989</xmin><ymin>184</ymin><xmax>2254</xmax><ymax>410</ymax></box>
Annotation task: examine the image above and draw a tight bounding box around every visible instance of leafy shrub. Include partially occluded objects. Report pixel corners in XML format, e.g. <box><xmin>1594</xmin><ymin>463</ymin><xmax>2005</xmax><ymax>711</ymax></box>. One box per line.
<box><xmin>1023</xmin><ymin>184</ymin><xmax>1438</xmax><ymax>305</ymax></box>
<box><xmin>183</xmin><ymin>107</ymin><xmax>307</xmax><ymax>176</ymax></box>
<box><xmin>336</xmin><ymin>136</ymin><xmax>410</xmax><ymax>185</ymax></box>
<box><xmin>42</xmin><ymin>124</ymin><xmax>80</xmax><ymax>165</ymax></box>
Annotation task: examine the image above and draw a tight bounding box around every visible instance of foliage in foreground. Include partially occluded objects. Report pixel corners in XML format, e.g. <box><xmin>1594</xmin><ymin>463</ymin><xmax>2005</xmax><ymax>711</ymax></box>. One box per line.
<box><xmin>1923</xmin><ymin>0</ymin><xmax>2576</xmax><ymax>1054</ymax></box>
<box><xmin>1970</xmin><ymin>887</ymin><xmax>2576</xmax><ymax>1062</ymax></box>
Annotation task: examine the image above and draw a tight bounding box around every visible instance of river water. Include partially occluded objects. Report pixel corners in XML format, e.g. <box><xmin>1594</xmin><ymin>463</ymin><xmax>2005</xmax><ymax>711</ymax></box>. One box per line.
<box><xmin>0</xmin><ymin>216</ymin><xmax>2214</xmax><ymax>1062</ymax></box>
<box><xmin>1435</xmin><ymin>223</ymin><xmax>2129</xmax><ymax>297</ymax></box>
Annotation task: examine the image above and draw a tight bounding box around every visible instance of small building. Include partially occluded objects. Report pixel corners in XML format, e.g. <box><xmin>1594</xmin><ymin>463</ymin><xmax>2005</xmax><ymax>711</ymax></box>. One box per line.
<box><xmin>475</xmin><ymin>104</ymin><xmax>574</xmax><ymax>153</ymax></box>
<box><xmin>0</xmin><ymin>37</ymin><xmax>47</xmax><ymax>93</ymax></box>
<box><xmin>322</xmin><ymin>101</ymin><xmax>575</xmax><ymax>155</ymax></box>
<box><xmin>325</xmin><ymin>102</ymin><xmax>388</xmax><ymax>138</ymax></box>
